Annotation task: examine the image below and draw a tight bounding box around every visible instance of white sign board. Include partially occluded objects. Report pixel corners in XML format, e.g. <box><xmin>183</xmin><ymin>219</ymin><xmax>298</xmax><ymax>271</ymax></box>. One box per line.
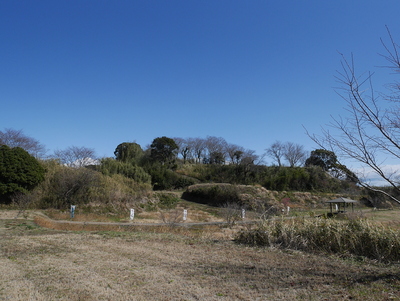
<box><xmin>70</xmin><ymin>205</ymin><xmax>76</xmax><ymax>218</ymax></box>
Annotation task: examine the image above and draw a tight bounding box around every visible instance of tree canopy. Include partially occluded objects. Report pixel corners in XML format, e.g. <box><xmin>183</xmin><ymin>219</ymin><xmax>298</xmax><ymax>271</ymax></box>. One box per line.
<box><xmin>114</xmin><ymin>142</ymin><xmax>143</xmax><ymax>164</ymax></box>
<box><xmin>0</xmin><ymin>145</ymin><xmax>46</xmax><ymax>203</ymax></box>
<box><xmin>150</xmin><ymin>136</ymin><xmax>178</xmax><ymax>166</ymax></box>
<box><xmin>305</xmin><ymin>149</ymin><xmax>337</xmax><ymax>171</ymax></box>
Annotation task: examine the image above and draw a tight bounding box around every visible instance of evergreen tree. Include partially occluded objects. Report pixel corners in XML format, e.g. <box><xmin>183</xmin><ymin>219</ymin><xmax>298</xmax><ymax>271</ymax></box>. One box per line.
<box><xmin>0</xmin><ymin>145</ymin><xmax>46</xmax><ymax>203</ymax></box>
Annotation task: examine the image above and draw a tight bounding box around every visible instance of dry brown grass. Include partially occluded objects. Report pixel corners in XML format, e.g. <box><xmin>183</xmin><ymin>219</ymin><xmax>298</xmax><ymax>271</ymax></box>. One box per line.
<box><xmin>44</xmin><ymin>204</ymin><xmax>225</xmax><ymax>224</ymax></box>
<box><xmin>0</xmin><ymin>213</ymin><xmax>400</xmax><ymax>300</ymax></box>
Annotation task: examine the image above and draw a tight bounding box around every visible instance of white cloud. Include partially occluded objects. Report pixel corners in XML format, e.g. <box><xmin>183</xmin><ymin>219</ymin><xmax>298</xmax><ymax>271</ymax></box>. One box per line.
<box><xmin>353</xmin><ymin>164</ymin><xmax>400</xmax><ymax>187</ymax></box>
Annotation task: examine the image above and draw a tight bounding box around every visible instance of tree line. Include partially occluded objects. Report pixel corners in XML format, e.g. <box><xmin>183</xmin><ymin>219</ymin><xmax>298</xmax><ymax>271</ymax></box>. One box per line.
<box><xmin>0</xmin><ymin>128</ymin><xmax>361</xmax><ymax>207</ymax></box>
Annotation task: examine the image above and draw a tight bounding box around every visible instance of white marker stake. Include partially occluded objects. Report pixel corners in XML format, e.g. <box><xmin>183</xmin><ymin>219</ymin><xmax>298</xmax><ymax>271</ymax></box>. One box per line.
<box><xmin>287</xmin><ymin>206</ymin><xmax>290</xmax><ymax>215</ymax></box>
<box><xmin>130</xmin><ymin>209</ymin><xmax>135</xmax><ymax>220</ymax></box>
<box><xmin>183</xmin><ymin>209</ymin><xmax>187</xmax><ymax>221</ymax></box>
<box><xmin>70</xmin><ymin>205</ymin><xmax>76</xmax><ymax>219</ymax></box>
<box><xmin>241</xmin><ymin>209</ymin><xmax>246</xmax><ymax>219</ymax></box>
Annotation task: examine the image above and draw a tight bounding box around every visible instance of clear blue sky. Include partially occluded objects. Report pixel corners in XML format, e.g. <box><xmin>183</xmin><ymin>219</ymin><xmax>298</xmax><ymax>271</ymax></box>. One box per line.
<box><xmin>1</xmin><ymin>0</ymin><xmax>399</xmax><ymax>162</ymax></box>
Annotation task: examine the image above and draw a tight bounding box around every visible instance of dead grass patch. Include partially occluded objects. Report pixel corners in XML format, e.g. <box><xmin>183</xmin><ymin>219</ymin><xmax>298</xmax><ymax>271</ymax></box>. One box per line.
<box><xmin>1</xmin><ymin>220</ymin><xmax>400</xmax><ymax>300</ymax></box>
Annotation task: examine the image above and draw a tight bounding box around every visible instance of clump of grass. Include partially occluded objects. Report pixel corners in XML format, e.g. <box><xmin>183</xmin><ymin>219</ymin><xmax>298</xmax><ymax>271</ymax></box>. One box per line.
<box><xmin>235</xmin><ymin>217</ymin><xmax>400</xmax><ymax>262</ymax></box>
<box><xmin>155</xmin><ymin>192</ymin><xmax>180</xmax><ymax>209</ymax></box>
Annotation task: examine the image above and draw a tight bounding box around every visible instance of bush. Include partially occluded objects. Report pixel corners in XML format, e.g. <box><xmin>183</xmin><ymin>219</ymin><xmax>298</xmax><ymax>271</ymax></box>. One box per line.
<box><xmin>98</xmin><ymin>158</ymin><xmax>151</xmax><ymax>184</ymax></box>
<box><xmin>33</xmin><ymin>160</ymin><xmax>153</xmax><ymax>210</ymax></box>
<box><xmin>155</xmin><ymin>192</ymin><xmax>180</xmax><ymax>209</ymax></box>
<box><xmin>235</xmin><ymin>218</ymin><xmax>400</xmax><ymax>262</ymax></box>
<box><xmin>146</xmin><ymin>165</ymin><xmax>195</xmax><ymax>190</ymax></box>
<box><xmin>182</xmin><ymin>183</ymin><xmax>241</xmax><ymax>206</ymax></box>
<box><xmin>39</xmin><ymin>166</ymin><xmax>101</xmax><ymax>209</ymax></box>
<box><xmin>0</xmin><ymin>146</ymin><xmax>46</xmax><ymax>204</ymax></box>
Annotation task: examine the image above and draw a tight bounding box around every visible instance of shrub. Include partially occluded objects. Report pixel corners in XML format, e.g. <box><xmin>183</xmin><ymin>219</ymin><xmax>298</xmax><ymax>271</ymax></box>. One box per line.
<box><xmin>182</xmin><ymin>183</ymin><xmax>241</xmax><ymax>207</ymax></box>
<box><xmin>33</xmin><ymin>160</ymin><xmax>153</xmax><ymax>211</ymax></box>
<box><xmin>98</xmin><ymin>158</ymin><xmax>151</xmax><ymax>184</ymax></box>
<box><xmin>0</xmin><ymin>146</ymin><xmax>46</xmax><ymax>203</ymax></box>
<box><xmin>39</xmin><ymin>166</ymin><xmax>101</xmax><ymax>209</ymax></box>
<box><xmin>155</xmin><ymin>192</ymin><xmax>180</xmax><ymax>209</ymax></box>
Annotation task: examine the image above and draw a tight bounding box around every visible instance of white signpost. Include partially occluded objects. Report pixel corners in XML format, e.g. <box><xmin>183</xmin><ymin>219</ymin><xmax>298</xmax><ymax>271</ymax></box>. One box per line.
<box><xmin>130</xmin><ymin>209</ymin><xmax>135</xmax><ymax>220</ymax></box>
<box><xmin>70</xmin><ymin>205</ymin><xmax>76</xmax><ymax>219</ymax></box>
<box><xmin>183</xmin><ymin>209</ymin><xmax>188</xmax><ymax>221</ymax></box>
<box><xmin>241</xmin><ymin>208</ymin><xmax>246</xmax><ymax>219</ymax></box>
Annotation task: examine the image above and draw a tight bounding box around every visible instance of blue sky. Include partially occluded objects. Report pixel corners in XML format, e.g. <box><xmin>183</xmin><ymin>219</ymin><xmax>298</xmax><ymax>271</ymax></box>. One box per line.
<box><xmin>1</xmin><ymin>0</ymin><xmax>399</xmax><ymax>163</ymax></box>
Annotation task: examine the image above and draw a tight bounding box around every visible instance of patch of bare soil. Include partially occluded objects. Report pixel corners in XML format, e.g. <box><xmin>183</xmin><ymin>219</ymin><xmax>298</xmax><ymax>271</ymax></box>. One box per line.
<box><xmin>0</xmin><ymin>217</ymin><xmax>399</xmax><ymax>300</ymax></box>
<box><xmin>0</xmin><ymin>210</ymin><xmax>43</xmax><ymax>220</ymax></box>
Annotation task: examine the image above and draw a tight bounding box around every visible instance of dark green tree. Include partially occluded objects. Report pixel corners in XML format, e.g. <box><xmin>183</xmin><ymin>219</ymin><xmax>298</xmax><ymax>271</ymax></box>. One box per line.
<box><xmin>305</xmin><ymin>149</ymin><xmax>358</xmax><ymax>183</ymax></box>
<box><xmin>150</xmin><ymin>137</ymin><xmax>178</xmax><ymax>166</ymax></box>
<box><xmin>305</xmin><ymin>149</ymin><xmax>337</xmax><ymax>171</ymax></box>
<box><xmin>0</xmin><ymin>145</ymin><xmax>46</xmax><ymax>203</ymax></box>
<box><xmin>114</xmin><ymin>142</ymin><xmax>144</xmax><ymax>164</ymax></box>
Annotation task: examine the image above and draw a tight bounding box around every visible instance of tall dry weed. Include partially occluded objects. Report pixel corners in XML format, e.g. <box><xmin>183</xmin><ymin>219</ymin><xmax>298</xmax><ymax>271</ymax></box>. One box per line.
<box><xmin>236</xmin><ymin>217</ymin><xmax>400</xmax><ymax>262</ymax></box>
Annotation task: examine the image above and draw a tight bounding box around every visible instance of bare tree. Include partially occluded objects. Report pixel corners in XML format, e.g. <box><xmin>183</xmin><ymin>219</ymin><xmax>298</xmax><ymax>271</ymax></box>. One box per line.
<box><xmin>204</xmin><ymin>136</ymin><xmax>227</xmax><ymax>155</ymax></box>
<box><xmin>307</xmin><ymin>27</ymin><xmax>400</xmax><ymax>204</ymax></box>
<box><xmin>225</xmin><ymin>143</ymin><xmax>245</xmax><ymax>164</ymax></box>
<box><xmin>53</xmin><ymin>146</ymin><xmax>97</xmax><ymax>167</ymax></box>
<box><xmin>221</xmin><ymin>202</ymin><xmax>242</xmax><ymax>227</ymax></box>
<box><xmin>173</xmin><ymin>137</ymin><xmax>191</xmax><ymax>163</ymax></box>
<box><xmin>203</xmin><ymin>136</ymin><xmax>228</xmax><ymax>164</ymax></box>
<box><xmin>0</xmin><ymin>128</ymin><xmax>46</xmax><ymax>158</ymax></box>
<box><xmin>265</xmin><ymin>141</ymin><xmax>285</xmax><ymax>166</ymax></box>
<box><xmin>48</xmin><ymin>166</ymin><xmax>100</xmax><ymax>208</ymax></box>
<box><xmin>241</xmin><ymin>149</ymin><xmax>259</xmax><ymax>165</ymax></box>
<box><xmin>189</xmin><ymin>137</ymin><xmax>205</xmax><ymax>163</ymax></box>
<box><xmin>283</xmin><ymin>142</ymin><xmax>306</xmax><ymax>167</ymax></box>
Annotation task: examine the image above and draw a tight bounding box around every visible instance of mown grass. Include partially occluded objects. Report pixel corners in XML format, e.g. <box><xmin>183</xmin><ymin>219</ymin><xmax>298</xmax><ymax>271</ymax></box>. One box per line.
<box><xmin>1</xmin><ymin>216</ymin><xmax>400</xmax><ymax>300</ymax></box>
<box><xmin>1</xmin><ymin>208</ymin><xmax>400</xmax><ymax>300</ymax></box>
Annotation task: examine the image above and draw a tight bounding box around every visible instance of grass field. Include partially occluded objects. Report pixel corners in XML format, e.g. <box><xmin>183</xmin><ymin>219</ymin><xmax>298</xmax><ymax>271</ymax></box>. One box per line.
<box><xmin>0</xmin><ymin>209</ymin><xmax>400</xmax><ymax>300</ymax></box>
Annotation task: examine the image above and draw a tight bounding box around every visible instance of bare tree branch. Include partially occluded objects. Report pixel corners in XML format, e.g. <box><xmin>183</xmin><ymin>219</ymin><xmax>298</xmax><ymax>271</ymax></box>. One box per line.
<box><xmin>306</xmin><ymin>29</ymin><xmax>400</xmax><ymax>204</ymax></box>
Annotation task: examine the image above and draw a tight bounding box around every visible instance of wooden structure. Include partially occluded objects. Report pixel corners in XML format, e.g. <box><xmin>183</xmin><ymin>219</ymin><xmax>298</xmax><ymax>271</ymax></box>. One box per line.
<box><xmin>326</xmin><ymin>197</ymin><xmax>358</xmax><ymax>214</ymax></box>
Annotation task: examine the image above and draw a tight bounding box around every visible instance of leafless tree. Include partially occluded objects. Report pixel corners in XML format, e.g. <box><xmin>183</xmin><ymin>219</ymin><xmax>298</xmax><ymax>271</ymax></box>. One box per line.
<box><xmin>221</xmin><ymin>202</ymin><xmax>242</xmax><ymax>227</ymax></box>
<box><xmin>225</xmin><ymin>143</ymin><xmax>245</xmax><ymax>164</ymax></box>
<box><xmin>241</xmin><ymin>149</ymin><xmax>259</xmax><ymax>165</ymax></box>
<box><xmin>283</xmin><ymin>142</ymin><xmax>307</xmax><ymax>167</ymax></box>
<box><xmin>188</xmin><ymin>137</ymin><xmax>205</xmax><ymax>163</ymax></box>
<box><xmin>53</xmin><ymin>146</ymin><xmax>97</xmax><ymax>167</ymax></box>
<box><xmin>265</xmin><ymin>141</ymin><xmax>285</xmax><ymax>166</ymax></box>
<box><xmin>48</xmin><ymin>166</ymin><xmax>100</xmax><ymax>208</ymax></box>
<box><xmin>307</xmin><ymin>27</ymin><xmax>400</xmax><ymax>204</ymax></box>
<box><xmin>173</xmin><ymin>137</ymin><xmax>191</xmax><ymax>163</ymax></box>
<box><xmin>204</xmin><ymin>136</ymin><xmax>227</xmax><ymax>155</ymax></box>
<box><xmin>159</xmin><ymin>209</ymin><xmax>183</xmax><ymax>226</ymax></box>
<box><xmin>0</xmin><ymin>128</ymin><xmax>47</xmax><ymax>158</ymax></box>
